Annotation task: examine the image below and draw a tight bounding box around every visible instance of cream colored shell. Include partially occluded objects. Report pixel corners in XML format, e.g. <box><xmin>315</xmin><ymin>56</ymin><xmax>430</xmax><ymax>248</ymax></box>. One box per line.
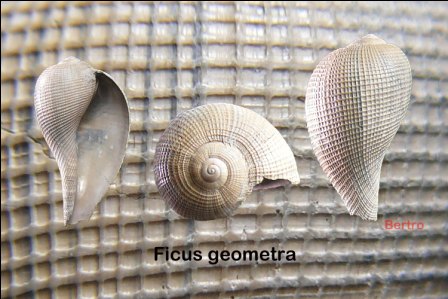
<box><xmin>305</xmin><ymin>35</ymin><xmax>412</xmax><ymax>221</ymax></box>
<box><xmin>34</xmin><ymin>57</ymin><xmax>130</xmax><ymax>225</ymax></box>
<box><xmin>154</xmin><ymin>103</ymin><xmax>300</xmax><ymax>220</ymax></box>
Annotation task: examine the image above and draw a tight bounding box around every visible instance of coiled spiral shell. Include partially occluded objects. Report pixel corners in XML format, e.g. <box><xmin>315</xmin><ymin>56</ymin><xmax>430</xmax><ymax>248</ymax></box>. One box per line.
<box><xmin>305</xmin><ymin>34</ymin><xmax>412</xmax><ymax>221</ymax></box>
<box><xmin>34</xmin><ymin>57</ymin><xmax>130</xmax><ymax>225</ymax></box>
<box><xmin>154</xmin><ymin>103</ymin><xmax>300</xmax><ymax>220</ymax></box>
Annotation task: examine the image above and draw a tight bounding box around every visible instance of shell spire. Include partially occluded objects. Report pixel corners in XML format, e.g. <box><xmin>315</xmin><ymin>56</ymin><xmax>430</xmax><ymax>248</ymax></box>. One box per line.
<box><xmin>34</xmin><ymin>57</ymin><xmax>129</xmax><ymax>225</ymax></box>
<box><xmin>154</xmin><ymin>103</ymin><xmax>300</xmax><ymax>220</ymax></box>
<box><xmin>305</xmin><ymin>35</ymin><xmax>412</xmax><ymax>221</ymax></box>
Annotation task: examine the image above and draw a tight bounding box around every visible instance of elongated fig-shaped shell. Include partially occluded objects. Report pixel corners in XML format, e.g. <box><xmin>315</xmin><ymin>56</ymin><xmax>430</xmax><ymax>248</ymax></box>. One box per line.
<box><xmin>305</xmin><ymin>34</ymin><xmax>412</xmax><ymax>221</ymax></box>
<box><xmin>154</xmin><ymin>103</ymin><xmax>300</xmax><ymax>220</ymax></box>
<box><xmin>34</xmin><ymin>57</ymin><xmax>130</xmax><ymax>225</ymax></box>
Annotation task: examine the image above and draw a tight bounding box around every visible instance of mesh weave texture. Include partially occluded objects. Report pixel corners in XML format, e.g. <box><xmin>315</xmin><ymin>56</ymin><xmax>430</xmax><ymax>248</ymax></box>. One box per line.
<box><xmin>1</xmin><ymin>1</ymin><xmax>447</xmax><ymax>298</ymax></box>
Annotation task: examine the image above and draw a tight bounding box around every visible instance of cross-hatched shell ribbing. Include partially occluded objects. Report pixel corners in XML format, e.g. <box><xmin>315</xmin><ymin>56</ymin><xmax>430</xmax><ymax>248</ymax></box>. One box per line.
<box><xmin>34</xmin><ymin>57</ymin><xmax>130</xmax><ymax>225</ymax></box>
<box><xmin>154</xmin><ymin>103</ymin><xmax>300</xmax><ymax>220</ymax></box>
<box><xmin>305</xmin><ymin>35</ymin><xmax>412</xmax><ymax>221</ymax></box>
<box><xmin>34</xmin><ymin>57</ymin><xmax>97</xmax><ymax>224</ymax></box>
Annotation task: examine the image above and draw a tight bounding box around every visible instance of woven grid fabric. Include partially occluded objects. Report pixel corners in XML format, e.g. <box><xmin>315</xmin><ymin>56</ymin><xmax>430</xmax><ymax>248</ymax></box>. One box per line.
<box><xmin>1</xmin><ymin>1</ymin><xmax>447</xmax><ymax>298</ymax></box>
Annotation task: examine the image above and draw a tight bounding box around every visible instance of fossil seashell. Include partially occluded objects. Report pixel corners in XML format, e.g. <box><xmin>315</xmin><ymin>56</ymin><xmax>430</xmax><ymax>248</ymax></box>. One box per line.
<box><xmin>34</xmin><ymin>57</ymin><xmax>130</xmax><ymax>225</ymax></box>
<box><xmin>154</xmin><ymin>103</ymin><xmax>300</xmax><ymax>220</ymax></box>
<box><xmin>305</xmin><ymin>34</ymin><xmax>412</xmax><ymax>221</ymax></box>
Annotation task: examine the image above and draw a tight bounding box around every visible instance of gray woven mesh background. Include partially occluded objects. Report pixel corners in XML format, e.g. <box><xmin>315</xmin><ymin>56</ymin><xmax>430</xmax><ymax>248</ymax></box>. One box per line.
<box><xmin>1</xmin><ymin>1</ymin><xmax>447</xmax><ymax>298</ymax></box>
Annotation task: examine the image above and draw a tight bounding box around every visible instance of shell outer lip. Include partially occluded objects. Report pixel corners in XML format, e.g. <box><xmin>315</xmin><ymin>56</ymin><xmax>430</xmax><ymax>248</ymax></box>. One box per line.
<box><xmin>94</xmin><ymin>69</ymin><xmax>131</xmax><ymax>159</ymax></box>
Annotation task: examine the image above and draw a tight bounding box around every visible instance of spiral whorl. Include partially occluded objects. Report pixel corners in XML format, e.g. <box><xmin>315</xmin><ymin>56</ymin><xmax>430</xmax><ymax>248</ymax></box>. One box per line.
<box><xmin>154</xmin><ymin>103</ymin><xmax>300</xmax><ymax>220</ymax></box>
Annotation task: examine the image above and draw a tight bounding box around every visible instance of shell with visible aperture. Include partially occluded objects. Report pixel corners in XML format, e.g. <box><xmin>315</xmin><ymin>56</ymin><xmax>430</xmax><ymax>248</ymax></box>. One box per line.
<box><xmin>154</xmin><ymin>103</ymin><xmax>300</xmax><ymax>220</ymax></box>
<box><xmin>305</xmin><ymin>34</ymin><xmax>412</xmax><ymax>221</ymax></box>
<box><xmin>34</xmin><ymin>57</ymin><xmax>130</xmax><ymax>225</ymax></box>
